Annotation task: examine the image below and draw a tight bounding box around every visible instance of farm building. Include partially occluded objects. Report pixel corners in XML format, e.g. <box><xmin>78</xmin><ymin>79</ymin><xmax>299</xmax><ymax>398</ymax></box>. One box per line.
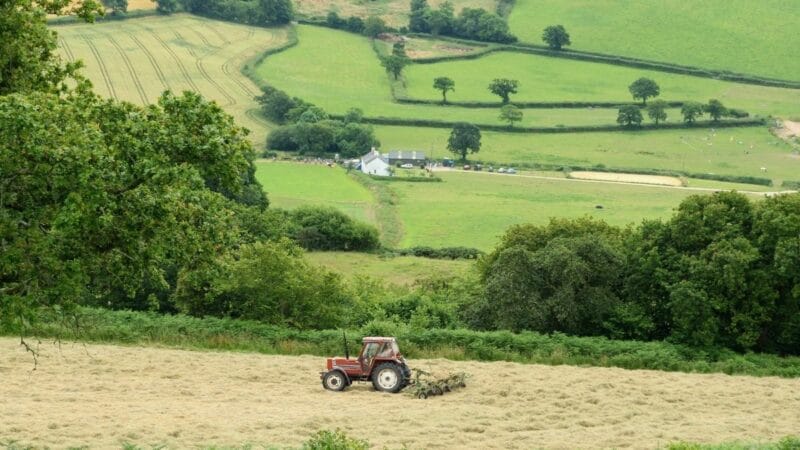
<box><xmin>387</xmin><ymin>150</ymin><xmax>427</xmax><ymax>166</ymax></box>
<box><xmin>360</xmin><ymin>148</ymin><xmax>391</xmax><ymax>176</ymax></box>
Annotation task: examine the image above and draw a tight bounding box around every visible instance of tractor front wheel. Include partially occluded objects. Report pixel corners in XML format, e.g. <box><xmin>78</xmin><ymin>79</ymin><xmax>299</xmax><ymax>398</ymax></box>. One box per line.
<box><xmin>372</xmin><ymin>363</ymin><xmax>404</xmax><ymax>393</ymax></box>
<box><xmin>322</xmin><ymin>371</ymin><xmax>347</xmax><ymax>392</ymax></box>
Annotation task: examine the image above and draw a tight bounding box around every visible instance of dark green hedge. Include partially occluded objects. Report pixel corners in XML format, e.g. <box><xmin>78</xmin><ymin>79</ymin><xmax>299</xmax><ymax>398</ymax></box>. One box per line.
<box><xmin>395</xmin><ymin>98</ymin><xmax>686</xmax><ymax>109</ymax></box>
<box><xmin>352</xmin><ymin>116</ymin><xmax>766</xmax><ymax>134</ymax></box>
<box><xmin>782</xmin><ymin>180</ymin><xmax>800</xmax><ymax>189</ymax></box>
<box><xmin>47</xmin><ymin>8</ymin><xmax>162</xmax><ymax>25</ymax></box>
<box><xmin>393</xmin><ymin>246</ymin><xmax>483</xmax><ymax>259</ymax></box>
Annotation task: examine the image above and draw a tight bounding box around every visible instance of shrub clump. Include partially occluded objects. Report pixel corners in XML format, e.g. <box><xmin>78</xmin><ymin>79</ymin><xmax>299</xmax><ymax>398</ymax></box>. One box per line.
<box><xmin>289</xmin><ymin>205</ymin><xmax>380</xmax><ymax>251</ymax></box>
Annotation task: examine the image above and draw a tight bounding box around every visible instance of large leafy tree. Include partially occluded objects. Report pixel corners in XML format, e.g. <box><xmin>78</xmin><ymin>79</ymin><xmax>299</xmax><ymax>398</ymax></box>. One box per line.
<box><xmin>381</xmin><ymin>55</ymin><xmax>410</xmax><ymax>80</ymax></box>
<box><xmin>616</xmin><ymin>105</ymin><xmax>643</xmax><ymax>127</ymax></box>
<box><xmin>499</xmin><ymin>104</ymin><xmax>523</xmax><ymax>128</ymax></box>
<box><xmin>447</xmin><ymin>122</ymin><xmax>481</xmax><ymax>160</ymax></box>
<box><xmin>681</xmin><ymin>101</ymin><xmax>704</xmax><ymax>123</ymax></box>
<box><xmin>542</xmin><ymin>25</ymin><xmax>571</xmax><ymax>50</ymax></box>
<box><xmin>704</xmin><ymin>99</ymin><xmax>727</xmax><ymax>122</ymax></box>
<box><xmin>646</xmin><ymin>99</ymin><xmax>668</xmax><ymax>124</ymax></box>
<box><xmin>433</xmin><ymin>76</ymin><xmax>455</xmax><ymax>103</ymax></box>
<box><xmin>488</xmin><ymin>78</ymin><xmax>518</xmax><ymax>104</ymax></box>
<box><xmin>628</xmin><ymin>77</ymin><xmax>660</xmax><ymax>105</ymax></box>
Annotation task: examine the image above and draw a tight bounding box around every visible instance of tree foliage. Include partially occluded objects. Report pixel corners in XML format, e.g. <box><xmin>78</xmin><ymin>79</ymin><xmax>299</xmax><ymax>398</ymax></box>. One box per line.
<box><xmin>488</xmin><ymin>78</ymin><xmax>518</xmax><ymax>104</ymax></box>
<box><xmin>616</xmin><ymin>104</ymin><xmax>643</xmax><ymax>127</ymax></box>
<box><xmin>381</xmin><ymin>55</ymin><xmax>410</xmax><ymax>79</ymax></box>
<box><xmin>646</xmin><ymin>99</ymin><xmax>668</xmax><ymax>124</ymax></box>
<box><xmin>628</xmin><ymin>77</ymin><xmax>660</xmax><ymax>105</ymax></box>
<box><xmin>499</xmin><ymin>104</ymin><xmax>523</xmax><ymax>127</ymax></box>
<box><xmin>181</xmin><ymin>0</ymin><xmax>293</xmax><ymax>25</ymax></box>
<box><xmin>447</xmin><ymin>122</ymin><xmax>481</xmax><ymax>160</ymax></box>
<box><xmin>541</xmin><ymin>25</ymin><xmax>570</xmax><ymax>50</ymax></box>
<box><xmin>704</xmin><ymin>99</ymin><xmax>727</xmax><ymax>122</ymax></box>
<box><xmin>433</xmin><ymin>76</ymin><xmax>455</xmax><ymax>103</ymax></box>
<box><xmin>681</xmin><ymin>101</ymin><xmax>704</xmax><ymax>123</ymax></box>
<box><xmin>0</xmin><ymin>0</ymin><xmax>102</xmax><ymax>96</ymax></box>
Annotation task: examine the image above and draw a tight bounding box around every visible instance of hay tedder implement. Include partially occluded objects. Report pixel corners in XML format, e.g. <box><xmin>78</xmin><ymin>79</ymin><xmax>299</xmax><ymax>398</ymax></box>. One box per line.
<box><xmin>320</xmin><ymin>335</ymin><xmax>468</xmax><ymax>398</ymax></box>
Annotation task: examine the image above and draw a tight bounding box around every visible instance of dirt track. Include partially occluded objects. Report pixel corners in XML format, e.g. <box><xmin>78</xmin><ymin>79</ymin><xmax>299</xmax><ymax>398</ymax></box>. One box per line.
<box><xmin>2</xmin><ymin>338</ymin><xmax>799</xmax><ymax>449</ymax></box>
<box><xmin>569</xmin><ymin>171</ymin><xmax>684</xmax><ymax>187</ymax></box>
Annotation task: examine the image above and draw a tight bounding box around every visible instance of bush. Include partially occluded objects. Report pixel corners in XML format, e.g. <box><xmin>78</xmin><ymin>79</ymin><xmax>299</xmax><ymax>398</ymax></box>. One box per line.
<box><xmin>181</xmin><ymin>0</ymin><xmax>292</xmax><ymax>26</ymax></box>
<box><xmin>302</xmin><ymin>429</ymin><xmax>370</xmax><ymax>450</ymax></box>
<box><xmin>290</xmin><ymin>205</ymin><xmax>380</xmax><ymax>251</ymax></box>
<box><xmin>782</xmin><ymin>180</ymin><xmax>800</xmax><ymax>189</ymax></box>
<box><xmin>395</xmin><ymin>246</ymin><xmax>483</xmax><ymax>259</ymax></box>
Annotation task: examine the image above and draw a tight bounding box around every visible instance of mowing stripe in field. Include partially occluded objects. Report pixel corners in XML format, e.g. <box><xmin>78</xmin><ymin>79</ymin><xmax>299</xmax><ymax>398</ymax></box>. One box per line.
<box><xmin>54</xmin><ymin>14</ymin><xmax>290</xmax><ymax>145</ymax></box>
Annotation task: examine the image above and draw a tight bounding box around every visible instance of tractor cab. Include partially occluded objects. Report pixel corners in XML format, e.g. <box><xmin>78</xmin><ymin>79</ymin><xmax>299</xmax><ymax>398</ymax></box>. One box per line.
<box><xmin>321</xmin><ymin>336</ymin><xmax>411</xmax><ymax>393</ymax></box>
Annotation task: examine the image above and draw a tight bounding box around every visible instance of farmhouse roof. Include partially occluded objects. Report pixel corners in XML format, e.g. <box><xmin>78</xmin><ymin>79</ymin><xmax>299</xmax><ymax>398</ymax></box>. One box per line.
<box><xmin>361</xmin><ymin>148</ymin><xmax>387</xmax><ymax>165</ymax></box>
<box><xmin>387</xmin><ymin>150</ymin><xmax>426</xmax><ymax>160</ymax></box>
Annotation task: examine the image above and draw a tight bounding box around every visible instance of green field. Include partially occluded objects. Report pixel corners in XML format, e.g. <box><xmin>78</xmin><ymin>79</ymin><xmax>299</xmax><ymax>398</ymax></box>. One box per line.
<box><xmin>404</xmin><ymin>51</ymin><xmax>800</xmax><ymax>117</ymax></box>
<box><xmin>255</xmin><ymin>25</ymin><xmax>688</xmax><ymax>128</ymax></box>
<box><xmin>375</xmin><ymin>125</ymin><xmax>800</xmax><ymax>184</ymax></box>
<box><xmin>508</xmin><ymin>0</ymin><xmax>800</xmax><ymax>82</ymax></box>
<box><xmin>54</xmin><ymin>14</ymin><xmax>290</xmax><ymax>145</ymax></box>
<box><xmin>256</xmin><ymin>162</ymin><xmax>765</xmax><ymax>250</ymax></box>
<box><xmin>390</xmin><ymin>171</ymin><xmax>745</xmax><ymax>249</ymax></box>
<box><xmin>255</xmin><ymin>161</ymin><xmax>376</xmax><ymax>224</ymax></box>
<box><xmin>307</xmin><ymin>251</ymin><xmax>472</xmax><ymax>285</ymax></box>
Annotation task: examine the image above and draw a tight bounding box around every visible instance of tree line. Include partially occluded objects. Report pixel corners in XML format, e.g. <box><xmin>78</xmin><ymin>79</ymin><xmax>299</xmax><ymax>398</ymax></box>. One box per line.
<box><xmin>408</xmin><ymin>0</ymin><xmax>516</xmax><ymax>43</ymax></box>
<box><xmin>472</xmin><ymin>192</ymin><xmax>800</xmax><ymax>355</ymax></box>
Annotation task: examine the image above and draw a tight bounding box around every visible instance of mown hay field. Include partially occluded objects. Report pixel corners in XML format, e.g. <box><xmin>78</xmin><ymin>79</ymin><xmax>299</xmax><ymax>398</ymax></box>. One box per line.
<box><xmin>53</xmin><ymin>14</ymin><xmax>290</xmax><ymax>145</ymax></box>
<box><xmin>2</xmin><ymin>338</ymin><xmax>799</xmax><ymax>449</ymax></box>
<box><xmin>507</xmin><ymin>0</ymin><xmax>800</xmax><ymax>82</ymax></box>
<box><xmin>374</xmin><ymin>125</ymin><xmax>800</xmax><ymax>184</ymax></box>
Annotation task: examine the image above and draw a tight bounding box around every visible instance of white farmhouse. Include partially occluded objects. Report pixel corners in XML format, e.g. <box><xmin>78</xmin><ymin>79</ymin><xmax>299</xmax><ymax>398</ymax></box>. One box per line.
<box><xmin>360</xmin><ymin>148</ymin><xmax>390</xmax><ymax>177</ymax></box>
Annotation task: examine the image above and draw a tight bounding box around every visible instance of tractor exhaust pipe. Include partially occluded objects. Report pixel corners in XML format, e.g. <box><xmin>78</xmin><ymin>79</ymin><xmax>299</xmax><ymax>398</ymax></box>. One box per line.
<box><xmin>343</xmin><ymin>331</ymin><xmax>350</xmax><ymax>360</ymax></box>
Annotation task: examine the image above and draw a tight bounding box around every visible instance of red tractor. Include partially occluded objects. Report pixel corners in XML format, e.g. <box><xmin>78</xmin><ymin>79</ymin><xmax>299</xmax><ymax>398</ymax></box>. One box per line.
<box><xmin>321</xmin><ymin>336</ymin><xmax>412</xmax><ymax>393</ymax></box>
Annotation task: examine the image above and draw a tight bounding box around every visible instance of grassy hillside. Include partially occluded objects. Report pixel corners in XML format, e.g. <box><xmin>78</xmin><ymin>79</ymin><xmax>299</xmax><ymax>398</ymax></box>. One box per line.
<box><xmin>375</xmin><ymin>125</ymin><xmax>800</xmax><ymax>184</ymax></box>
<box><xmin>508</xmin><ymin>0</ymin><xmax>800</xmax><ymax>81</ymax></box>
<box><xmin>254</xmin><ymin>161</ymin><xmax>376</xmax><ymax>224</ymax></box>
<box><xmin>54</xmin><ymin>14</ymin><xmax>289</xmax><ymax>145</ymax></box>
<box><xmin>404</xmin><ymin>51</ymin><xmax>800</xmax><ymax>117</ymax></box>
<box><xmin>255</xmin><ymin>25</ymin><xmax>642</xmax><ymax>128</ymax></box>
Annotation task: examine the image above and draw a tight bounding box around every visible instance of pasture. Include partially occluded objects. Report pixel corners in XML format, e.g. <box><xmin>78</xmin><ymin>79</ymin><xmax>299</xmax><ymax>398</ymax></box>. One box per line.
<box><xmin>254</xmin><ymin>161</ymin><xmax>376</xmax><ymax>224</ymax></box>
<box><xmin>390</xmin><ymin>171</ymin><xmax>728</xmax><ymax>249</ymax></box>
<box><xmin>54</xmin><ymin>14</ymin><xmax>290</xmax><ymax>145</ymax></box>
<box><xmin>375</xmin><ymin>125</ymin><xmax>800</xmax><ymax>184</ymax></box>
<box><xmin>404</xmin><ymin>51</ymin><xmax>800</xmax><ymax>117</ymax></box>
<box><xmin>3</xmin><ymin>338</ymin><xmax>799</xmax><ymax>449</ymax></box>
<box><xmin>507</xmin><ymin>0</ymin><xmax>800</xmax><ymax>82</ymax></box>
<box><xmin>307</xmin><ymin>251</ymin><xmax>472</xmax><ymax>285</ymax></box>
<box><xmin>255</xmin><ymin>25</ymin><xmax>684</xmax><ymax>128</ymax></box>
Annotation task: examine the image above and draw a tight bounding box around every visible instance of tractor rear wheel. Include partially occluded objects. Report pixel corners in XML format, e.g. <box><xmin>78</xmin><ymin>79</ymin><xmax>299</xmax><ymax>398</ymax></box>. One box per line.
<box><xmin>322</xmin><ymin>371</ymin><xmax>347</xmax><ymax>392</ymax></box>
<box><xmin>372</xmin><ymin>363</ymin><xmax>404</xmax><ymax>393</ymax></box>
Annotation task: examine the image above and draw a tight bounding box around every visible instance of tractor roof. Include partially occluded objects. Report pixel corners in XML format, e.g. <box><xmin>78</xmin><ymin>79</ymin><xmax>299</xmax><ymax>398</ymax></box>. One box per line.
<box><xmin>362</xmin><ymin>337</ymin><xmax>396</xmax><ymax>343</ymax></box>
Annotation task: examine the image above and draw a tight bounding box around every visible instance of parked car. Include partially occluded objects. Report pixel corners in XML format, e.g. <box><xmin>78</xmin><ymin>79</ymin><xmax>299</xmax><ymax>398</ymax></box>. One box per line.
<box><xmin>442</xmin><ymin>159</ymin><xmax>455</xmax><ymax>167</ymax></box>
<box><xmin>507</xmin><ymin>168</ymin><xmax>517</xmax><ymax>174</ymax></box>
<box><xmin>474</xmin><ymin>164</ymin><xmax>483</xmax><ymax>171</ymax></box>
<box><xmin>463</xmin><ymin>165</ymin><xmax>471</xmax><ymax>170</ymax></box>
<box><xmin>498</xmin><ymin>167</ymin><xmax>506</xmax><ymax>173</ymax></box>
<box><xmin>487</xmin><ymin>166</ymin><xmax>495</xmax><ymax>172</ymax></box>
<box><xmin>400</xmin><ymin>163</ymin><xmax>414</xmax><ymax>169</ymax></box>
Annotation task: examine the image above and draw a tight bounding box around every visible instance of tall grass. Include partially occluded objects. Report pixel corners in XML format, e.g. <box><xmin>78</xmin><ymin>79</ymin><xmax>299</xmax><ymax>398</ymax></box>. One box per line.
<box><xmin>9</xmin><ymin>307</ymin><xmax>800</xmax><ymax>378</ymax></box>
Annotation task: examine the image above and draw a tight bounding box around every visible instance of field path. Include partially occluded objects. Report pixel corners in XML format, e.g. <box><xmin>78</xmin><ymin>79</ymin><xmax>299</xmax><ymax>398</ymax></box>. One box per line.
<box><xmin>2</xmin><ymin>338</ymin><xmax>799</xmax><ymax>449</ymax></box>
<box><xmin>432</xmin><ymin>167</ymin><xmax>795</xmax><ymax>195</ymax></box>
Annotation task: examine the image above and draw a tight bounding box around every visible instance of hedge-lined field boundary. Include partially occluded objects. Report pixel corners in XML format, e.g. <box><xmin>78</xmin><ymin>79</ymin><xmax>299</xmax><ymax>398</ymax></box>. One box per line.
<box><xmin>395</xmin><ymin>98</ymin><xmax>687</xmax><ymax>109</ymax></box>
<box><xmin>403</xmin><ymin>32</ymin><xmax>800</xmax><ymax>89</ymax></box>
<box><xmin>10</xmin><ymin>307</ymin><xmax>800</xmax><ymax>378</ymax></box>
<box><xmin>47</xmin><ymin>8</ymin><xmax>163</xmax><ymax>25</ymax></box>
<box><xmin>335</xmin><ymin>115</ymin><xmax>766</xmax><ymax>134</ymax></box>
